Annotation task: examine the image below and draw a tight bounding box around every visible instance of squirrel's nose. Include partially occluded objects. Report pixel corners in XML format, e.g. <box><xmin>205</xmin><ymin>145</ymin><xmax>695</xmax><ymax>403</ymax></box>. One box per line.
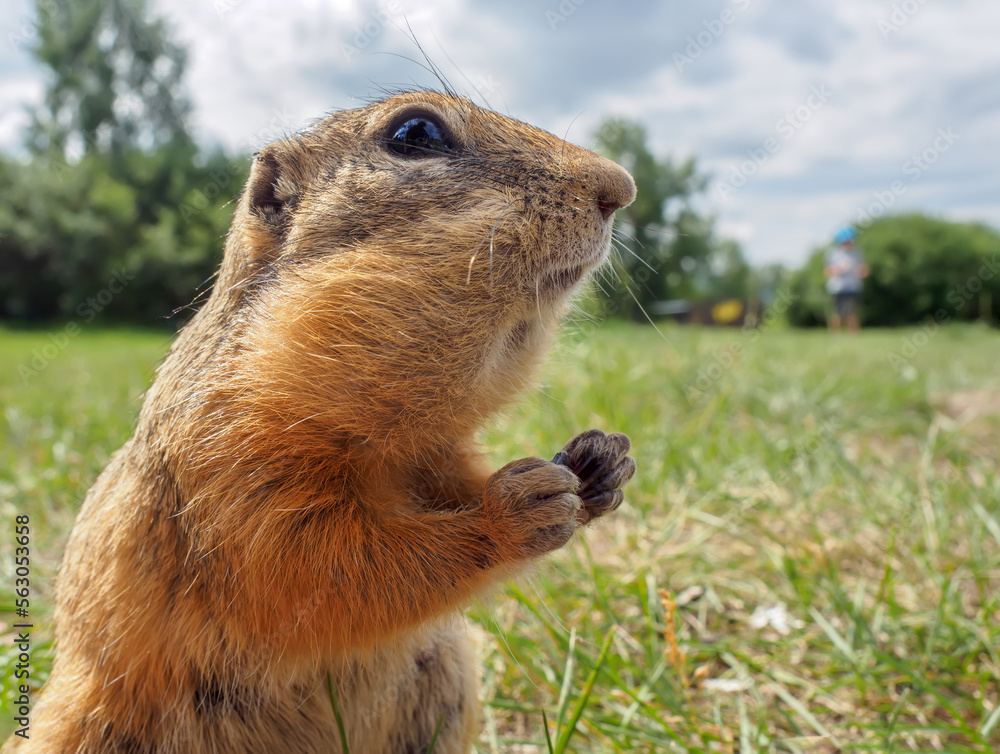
<box><xmin>594</xmin><ymin>159</ymin><xmax>637</xmax><ymax>220</ymax></box>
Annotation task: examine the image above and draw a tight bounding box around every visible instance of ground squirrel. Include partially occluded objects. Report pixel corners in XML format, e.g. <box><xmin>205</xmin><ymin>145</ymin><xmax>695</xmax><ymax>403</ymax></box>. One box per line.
<box><xmin>8</xmin><ymin>90</ymin><xmax>637</xmax><ymax>753</ymax></box>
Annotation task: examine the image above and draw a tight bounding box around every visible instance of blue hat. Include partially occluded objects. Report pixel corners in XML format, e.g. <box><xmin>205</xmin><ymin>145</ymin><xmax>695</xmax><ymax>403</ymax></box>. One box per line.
<box><xmin>833</xmin><ymin>226</ymin><xmax>857</xmax><ymax>244</ymax></box>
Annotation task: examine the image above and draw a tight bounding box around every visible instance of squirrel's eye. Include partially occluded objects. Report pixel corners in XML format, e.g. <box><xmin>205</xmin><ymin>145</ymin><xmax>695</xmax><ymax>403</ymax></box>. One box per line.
<box><xmin>387</xmin><ymin>116</ymin><xmax>454</xmax><ymax>157</ymax></box>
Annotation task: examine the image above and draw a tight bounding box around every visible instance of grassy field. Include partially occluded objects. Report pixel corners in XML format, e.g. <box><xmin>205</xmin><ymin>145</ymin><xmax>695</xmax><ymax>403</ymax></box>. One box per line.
<box><xmin>1</xmin><ymin>321</ymin><xmax>998</xmax><ymax>752</ymax></box>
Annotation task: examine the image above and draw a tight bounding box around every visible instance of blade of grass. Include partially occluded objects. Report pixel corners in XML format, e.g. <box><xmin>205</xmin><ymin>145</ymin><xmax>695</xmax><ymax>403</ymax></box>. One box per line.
<box><xmin>766</xmin><ymin>681</ymin><xmax>834</xmax><ymax>742</ymax></box>
<box><xmin>555</xmin><ymin>628</ymin><xmax>577</xmax><ymax>733</ymax></box>
<box><xmin>327</xmin><ymin>672</ymin><xmax>349</xmax><ymax>754</ymax></box>
<box><xmin>542</xmin><ymin>709</ymin><xmax>556</xmax><ymax>754</ymax></box>
<box><xmin>972</xmin><ymin>501</ymin><xmax>1000</xmax><ymax>549</ymax></box>
<box><xmin>425</xmin><ymin>714</ymin><xmax>445</xmax><ymax>754</ymax></box>
<box><xmin>979</xmin><ymin>703</ymin><xmax>1000</xmax><ymax>739</ymax></box>
<box><xmin>554</xmin><ymin>627</ymin><xmax>616</xmax><ymax>753</ymax></box>
<box><xmin>738</xmin><ymin>694</ymin><xmax>753</xmax><ymax>754</ymax></box>
<box><xmin>808</xmin><ymin>606</ymin><xmax>857</xmax><ymax>664</ymax></box>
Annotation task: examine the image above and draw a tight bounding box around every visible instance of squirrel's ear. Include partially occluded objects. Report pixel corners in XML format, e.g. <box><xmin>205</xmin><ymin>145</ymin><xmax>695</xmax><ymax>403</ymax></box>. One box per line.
<box><xmin>247</xmin><ymin>142</ymin><xmax>304</xmax><ymax>230</ymax></box>
<box><xmin>218</xmin><ymin>140</ymin><xmax>310</xmax><ymax>295</ymax></box>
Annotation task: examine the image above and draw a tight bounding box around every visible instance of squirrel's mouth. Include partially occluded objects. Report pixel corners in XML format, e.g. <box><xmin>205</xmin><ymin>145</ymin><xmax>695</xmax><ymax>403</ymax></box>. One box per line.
<box><xmin>538</xmin><ymin>264</ymin><xmax>584</xmax><ymax>295</ymax></box>
<box><xmin>535</xmin><ymin>228</ymin><xmax>613</xmax><ymax>298</ymax></box>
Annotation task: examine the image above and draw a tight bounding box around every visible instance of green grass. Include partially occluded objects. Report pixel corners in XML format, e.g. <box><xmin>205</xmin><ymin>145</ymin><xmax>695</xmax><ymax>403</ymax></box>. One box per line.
<box><xmin>2</xmin><ymin>322</ymin><xmax>999</xmax><ymax>752</ymax></box>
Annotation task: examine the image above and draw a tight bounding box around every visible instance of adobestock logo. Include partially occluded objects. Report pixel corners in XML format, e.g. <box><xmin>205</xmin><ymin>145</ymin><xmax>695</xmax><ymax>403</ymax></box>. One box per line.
<box><xmin>674</xmin><ymin>0</ymin><xmax>752</xmax><ymax>72</ymax></box>
<box><xmin>855</xmin><ymin>127</ymin><xmax>960</xmax><ymax>229</ymax></box>
<box><xmin>715</xmin><ymin>85</ymin><xmax>832</xmax><ymax>201</ymax></box>
<box><xmin>877</xmin><ymin>0</ymin><xmax>931</xmax><ymax>39</ymax></box>
<box><xmin>340</xmin><ymin>2</ymin><xmax>404</xmax><ymax>62</ymax></box>
<box><xmin>885</xmin><ymin>256</ymin><xmax>999</xmax><ymax>375</ymax></box>
<box><xmin>18</xmin><ymin>269</ymin><xmax>136</xmax><ymax>385</ymax></box>
<box><xmin>546</xmin><ymin>0</ymin><xmax>588</xmax><ymax>30</ymax></box>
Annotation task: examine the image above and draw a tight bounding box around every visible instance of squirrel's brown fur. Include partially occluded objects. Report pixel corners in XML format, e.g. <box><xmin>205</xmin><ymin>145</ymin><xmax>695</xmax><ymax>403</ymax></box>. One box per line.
<box><xmin>8</xmin><ymin>91</ymin><xmax>637</xmax><ymax>753</ymax></box>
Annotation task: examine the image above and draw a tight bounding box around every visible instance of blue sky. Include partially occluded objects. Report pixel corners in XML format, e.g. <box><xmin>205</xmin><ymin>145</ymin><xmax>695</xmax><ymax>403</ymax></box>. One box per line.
<box><xmin>2</xmin><ymin>0</ymin><xmax>998</xmax><ymax>267</ymax></box>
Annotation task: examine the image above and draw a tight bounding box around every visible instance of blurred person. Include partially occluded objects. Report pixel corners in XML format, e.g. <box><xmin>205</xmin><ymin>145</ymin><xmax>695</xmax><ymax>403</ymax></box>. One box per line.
<box><xmin>825</xmin><ymin>226</ymin><xmax>868</xmax><ymax>333</ymax></box>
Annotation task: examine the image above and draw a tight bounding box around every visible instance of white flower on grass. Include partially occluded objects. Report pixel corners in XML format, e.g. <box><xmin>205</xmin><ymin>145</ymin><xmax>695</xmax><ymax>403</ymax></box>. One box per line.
<box><xmin>702</xmin><ymin>678</ymin><xmax>752</xmax><ymax>693</ymax></box>
<box><xmin>748</xmin><ymin>602</ymin><xmax>803</xmax><ymax>635</ymax></box>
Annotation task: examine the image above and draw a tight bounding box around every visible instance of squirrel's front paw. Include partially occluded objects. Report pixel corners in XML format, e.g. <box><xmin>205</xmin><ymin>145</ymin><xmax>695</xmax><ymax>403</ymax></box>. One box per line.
<box><xmin>484</xmin><ymin>458</ymin><xmax>582</xmax><ymax>558</ymax></box>
<box><xmin>552</xmin><ymin>430</ymin><xmax>636</xmax><ymax>524</ymax></box>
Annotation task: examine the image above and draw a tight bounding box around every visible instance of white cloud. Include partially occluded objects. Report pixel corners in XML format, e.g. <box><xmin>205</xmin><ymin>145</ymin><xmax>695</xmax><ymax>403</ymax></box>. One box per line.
<box><xmin>0</xmin><ymin>75</ymin><xmax>42</xmax><ymax>153</ymax></box>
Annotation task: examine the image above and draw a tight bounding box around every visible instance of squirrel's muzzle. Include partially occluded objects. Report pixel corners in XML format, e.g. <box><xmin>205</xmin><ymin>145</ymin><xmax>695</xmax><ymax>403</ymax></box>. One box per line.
<box><xmin>593</xmin><ymin>157</ymin><xmax>637</xmax><ymax>220</ymax></box>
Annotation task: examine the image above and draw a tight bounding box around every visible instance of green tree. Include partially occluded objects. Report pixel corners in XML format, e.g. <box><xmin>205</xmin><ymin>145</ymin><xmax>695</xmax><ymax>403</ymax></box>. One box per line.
<box><xmin>28</xmin><ymin>0</ymin><xmax>191</xmax><ymax>165</ymax></box>
<box><xmin>593</xmin><ymin>118</ymin><xmax>748</xmax><ymax>319</ymax></box>
<box><xmin>787</xmin><ymin>214</ymin><xmax>1000</xmax><ymax>327</ymax></box>
<box><xmin>0</xmin><ymin>0</ymin><xmax>244</xmax><ymax>324</ymax></box>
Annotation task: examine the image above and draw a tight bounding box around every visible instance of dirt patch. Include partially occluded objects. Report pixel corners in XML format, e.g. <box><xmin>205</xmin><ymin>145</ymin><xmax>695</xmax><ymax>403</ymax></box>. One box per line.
<box><xmin>932</xmin><ymin>388</ymin><xmax>1000</xmax><ymax>420</ymax></box>
<box><xmin>930</xmin><ymin>388</ymin><xmax>1000</xmax><ymax>464</ymax></box>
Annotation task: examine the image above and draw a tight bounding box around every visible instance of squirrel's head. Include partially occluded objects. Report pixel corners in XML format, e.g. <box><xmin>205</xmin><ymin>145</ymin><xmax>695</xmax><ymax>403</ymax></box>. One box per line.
<box><xmin>208</xmin><ymin>91</ymin><xmax>636</xmax><ymax>446</ymax></box>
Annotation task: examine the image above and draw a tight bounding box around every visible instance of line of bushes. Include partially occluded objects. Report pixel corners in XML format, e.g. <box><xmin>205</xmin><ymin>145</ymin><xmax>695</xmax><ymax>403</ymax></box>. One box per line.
<box><xmin>786</xmin><ymin>214</ymin><xmax>1000</xmax><ymax>327</ymax></box>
